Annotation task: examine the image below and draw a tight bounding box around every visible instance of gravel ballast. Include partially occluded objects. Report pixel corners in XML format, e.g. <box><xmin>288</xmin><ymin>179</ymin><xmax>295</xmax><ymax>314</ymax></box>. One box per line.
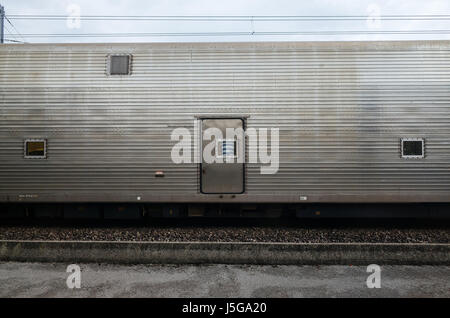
<box><xmin>0</xmin><ymin>220</ymin><xmax>448</xmax><ymax>243</ymax></box>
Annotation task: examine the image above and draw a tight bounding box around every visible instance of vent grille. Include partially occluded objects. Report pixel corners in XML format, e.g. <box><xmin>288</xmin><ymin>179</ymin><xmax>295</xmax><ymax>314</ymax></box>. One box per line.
<box><xmin>108</xmin><ymin>55</ymin><xmax>131</xmax><ymax>75</ymax></box>
<box><xmin>401</xmin><ymin>138</ymin><xmax>425</xmax><ymax>159</ymax></box>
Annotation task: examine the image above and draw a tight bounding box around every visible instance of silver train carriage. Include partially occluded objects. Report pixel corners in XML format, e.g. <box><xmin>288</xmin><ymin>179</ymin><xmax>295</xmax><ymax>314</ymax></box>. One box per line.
<box><xmin>0</xmin><ymin>41</ymin><xmax>449</xmax><ymax>215</ymax></box>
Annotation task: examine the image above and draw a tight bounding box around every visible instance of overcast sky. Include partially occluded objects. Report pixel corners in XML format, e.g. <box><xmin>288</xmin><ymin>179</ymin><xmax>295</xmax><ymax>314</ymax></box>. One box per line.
<box><xmin>2</xmin><ymin>0</ymin><xmax>450</xmax><ymax>43</ymax></box>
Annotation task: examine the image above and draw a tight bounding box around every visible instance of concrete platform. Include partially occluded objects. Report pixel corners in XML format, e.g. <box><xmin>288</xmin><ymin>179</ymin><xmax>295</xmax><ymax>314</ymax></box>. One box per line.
<box><xmin>0</xmin><ymin>262</ymin><xmax>448</xmax><ymax>298</ymax></box>
<box><xmin>0</xmin><ymin>240</ymin><xmax>449</xmax><ymax>265</ymax></box>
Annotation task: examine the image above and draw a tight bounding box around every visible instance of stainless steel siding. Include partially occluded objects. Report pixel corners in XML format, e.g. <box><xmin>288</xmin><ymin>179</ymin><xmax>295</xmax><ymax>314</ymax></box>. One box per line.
<box><xmin>0</xmin><ymin>41</ymin><xmax>449</xmax><ymax>202</ymax></box>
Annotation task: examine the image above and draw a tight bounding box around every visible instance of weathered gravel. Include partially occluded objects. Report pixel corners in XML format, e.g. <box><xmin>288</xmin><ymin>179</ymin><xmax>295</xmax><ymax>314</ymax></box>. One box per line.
<box><xmin>0</xmin><ymin>220</ymin><xmax>448</xmax><ymax>243</ymax></box>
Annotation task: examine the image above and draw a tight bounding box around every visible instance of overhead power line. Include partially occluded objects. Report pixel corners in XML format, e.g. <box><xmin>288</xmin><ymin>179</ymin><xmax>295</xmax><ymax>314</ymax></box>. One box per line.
<box><xmin>3</xmin><ymin>14</ymin><xmax>450</xmax><ymax>42</ymax></box>
<box><xmin>7</xmin><ymin>14</ymin><xmax>450</xmax><ymax>21</ymax></box>
<box><xmin>4</xmin><ymin>38</ymin><xmax>26</xmax><ymax>43</ymax></box>
<box><xmin>3</xmin><ymin>23</ymin><xmax>17</xmax><ymax>40</ymax></box>
<box><xmin>5</xmin><ymin>15</ymin><xmax>27</xmax><ymax>42</ymax></box>
<box><xmin>15</xmin><ymin>30</ymin><xmax>450</xmax><ymax>38</ymax></box>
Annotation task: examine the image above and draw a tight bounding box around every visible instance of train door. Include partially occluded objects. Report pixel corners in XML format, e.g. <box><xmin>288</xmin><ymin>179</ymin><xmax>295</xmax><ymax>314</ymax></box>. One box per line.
<box><xmin>200</xmin><ymin>118</ymin><xmax>245</xmax><ymax>194</ymax></box>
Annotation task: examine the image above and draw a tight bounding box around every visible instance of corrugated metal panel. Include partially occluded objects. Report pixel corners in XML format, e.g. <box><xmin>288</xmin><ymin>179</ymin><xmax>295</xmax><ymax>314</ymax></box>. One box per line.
<box><xmin>0</xmin><ymin>41</ymin><xmax>449</xmax><ymax>202</ymax></box>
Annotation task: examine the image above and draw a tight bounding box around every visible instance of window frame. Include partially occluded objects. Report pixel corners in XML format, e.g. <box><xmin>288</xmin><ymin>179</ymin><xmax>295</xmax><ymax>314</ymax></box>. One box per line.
<box><xmin>401</xmin><ymin>138</ymin><xmax>425</xmax><ymax>159</ymax></box>
<box><xmin>106</xmin><ymin>54</ymin><xmax>132</xmax><ymax>76</ymax></box>
<box><xmin>24</xmin><ymin>139</ymin><xmax>47</xmax><ymax>159</ymax></box>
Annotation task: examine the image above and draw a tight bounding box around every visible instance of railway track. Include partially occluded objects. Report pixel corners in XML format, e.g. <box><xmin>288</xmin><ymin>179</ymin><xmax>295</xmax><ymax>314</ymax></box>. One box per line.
<box><xmin>0</xmin><ymin>218</ymin><xmax>448</xmax><ymax>243</ymax></box>
<box><xmin>0</xmin><ymin>218</ymin><xmax>448</xmax><ymax>265</ymax></box>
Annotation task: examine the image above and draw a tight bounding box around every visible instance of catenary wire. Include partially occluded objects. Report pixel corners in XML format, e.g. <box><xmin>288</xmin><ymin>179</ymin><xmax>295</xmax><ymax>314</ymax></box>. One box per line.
<box><xmin>15</xmin><ymin>30</ymin><xmax>450</xmax><ymax>38</ymax></box>
<box><xmin>6</xmin><ymin>14</ymin><xmax>450</xmax><ymax>21</ymax></box>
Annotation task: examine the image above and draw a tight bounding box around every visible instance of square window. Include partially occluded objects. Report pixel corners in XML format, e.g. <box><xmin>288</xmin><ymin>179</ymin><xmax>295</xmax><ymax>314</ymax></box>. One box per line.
<box><xmin>108</xmin><ymin>55</ymin><xmax>131</xmax><ymax>75</ymax></box>
<box><xmin>401</xmin><ymin>138</ymin><xmax>424</xmax><ymax>159</ymax></box>
<box><xmin>24</xmin><ymin>139</ymin><xmax>47</xmax><ymax>159</ymax></box>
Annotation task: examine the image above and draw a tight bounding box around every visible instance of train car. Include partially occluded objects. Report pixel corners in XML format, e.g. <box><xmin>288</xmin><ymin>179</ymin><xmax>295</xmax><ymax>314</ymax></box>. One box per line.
<box><xmin>0</xmin><ymin>41</ymin><xmax>449</xmax><ymax>217</ymax></box>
